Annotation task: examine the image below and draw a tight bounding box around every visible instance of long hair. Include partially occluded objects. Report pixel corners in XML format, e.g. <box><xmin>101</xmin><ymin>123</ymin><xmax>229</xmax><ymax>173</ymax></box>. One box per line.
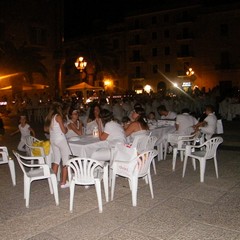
<box><xmin>88</xmin><ymin>103</ymin><xmax>101</xmax><ymax>121</ymax></box>
<box><xmin>44</xmin><ymin>102</ymin><xmax>63</xmax><ymax>129</ymax></box>
<box><xmin>100</xmin><ymin>109</ymin><xmax>114</xmax><ymax>126</ymax></box>
<box><xmin>134</xmin><ymin>106</ymin><xmax>148</xmax><ymax>130</ymax></box>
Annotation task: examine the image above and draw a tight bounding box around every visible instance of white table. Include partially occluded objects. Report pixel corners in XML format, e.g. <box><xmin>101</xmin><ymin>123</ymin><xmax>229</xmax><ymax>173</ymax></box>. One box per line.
<box><xmin>68</xmin><ymin>135</ymin><xmax>110</xmax><ymax>158</ymax></box>
<box><xmin>150</xmin><ymin>125</ymin><xmax>176</xmax><ymax>143</ymax></box>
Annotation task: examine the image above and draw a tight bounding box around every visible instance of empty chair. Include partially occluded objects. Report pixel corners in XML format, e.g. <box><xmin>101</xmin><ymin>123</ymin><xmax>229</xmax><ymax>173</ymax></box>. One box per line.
<box><xmin>0</xmin><ymin>146</ymin><xmax>16</xmax><ymax>186</ymax></box>
<box><xmin>170</xmin><ymin>132</ymin><xmax>198</xmax><ymax>171</ymax></box>
<box><xmin>67</xmin><ymin>157</ymin><xmax>109</xmax><ymax>213</ymax></box>
<box><xmin>146</xmin><ymin>136</ymin><xmax>158</xmax><ymax>174</ymax></box>
<box><xmin>13</xmin><ymin>150</ymin><xmax>59</xmax><ymax>208</ymax></box>
<box><xmin>111</xmin><ymin>150</ymin><xmax>158</xmax><ymax>206</ymax></box>
<box><xmin>182</xmin><ymin>136</ymin><xmax>223</xmax><ymax>183</ymax></box>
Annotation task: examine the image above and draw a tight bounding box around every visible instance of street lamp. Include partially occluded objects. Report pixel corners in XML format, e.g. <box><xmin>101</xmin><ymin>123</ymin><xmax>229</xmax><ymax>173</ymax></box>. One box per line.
<box><xmin>75</xmin><ymin>56</ymin><xmax>87</xmax><ymax>72</ymax></box>
<box><xmin>186</xmin><ymin>68</ymin><xmax>194</xmax><ymax>76</ymax></box>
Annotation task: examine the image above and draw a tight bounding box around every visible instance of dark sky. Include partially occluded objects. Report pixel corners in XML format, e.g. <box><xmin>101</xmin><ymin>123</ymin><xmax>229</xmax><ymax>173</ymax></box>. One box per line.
<box><xmin>64</xmin><ymin>0</ymin><xmax>162</xmax><ymax>39</ymax></box>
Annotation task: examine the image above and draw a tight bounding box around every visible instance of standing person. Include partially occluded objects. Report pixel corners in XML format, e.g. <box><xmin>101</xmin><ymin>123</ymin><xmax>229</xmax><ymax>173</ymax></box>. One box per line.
<box><xmin>44</xmin><ymin>102</ymin><xmax>71</xmax><ymax>188</ymax></box>
<box><xmin>11</xmin><ymin>115</ymin><xmax>35</xmax><ymax>152</ymax></box>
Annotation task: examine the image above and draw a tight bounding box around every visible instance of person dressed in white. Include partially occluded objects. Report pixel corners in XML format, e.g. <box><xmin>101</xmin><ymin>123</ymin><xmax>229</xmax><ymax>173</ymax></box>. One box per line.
<box><xmin>11</xmin><ymin>115</ymin><xmax>35</xmax><ymax>152</ymax></box>
<box><xmin>157</xmin><ymin>105</ymin><xmax>177</xmax><ymax>120</ymax></box>
<box><xmin>194</xmin><ymin>105</ymin><xmax>217</xmax><ymax>140</ymax></box>
<box><xmin>65</xmin><ymin>109</ymin><xmax>83</xmax><ymax>139</ymax></box>
<box><xmin>91</xmin><ymin>109</ymin><xmax>126</xmax><ymax>161</ymax></box>
<box><xmin>175</xmin><ymin>108</ymin><xmax>198</xmax><ymax>135</ymax></box>
<box><xmin>44</xmin><ymin>102</ymin><xmax>71</xmax><ymax>188</ymax></box>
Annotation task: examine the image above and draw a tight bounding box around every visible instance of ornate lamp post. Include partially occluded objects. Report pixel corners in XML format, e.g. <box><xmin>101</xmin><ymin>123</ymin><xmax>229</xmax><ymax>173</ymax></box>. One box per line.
<box><xmin>75</xmin><ymin>56</ymin><xmax>87</xmax><ymax>83</ymax></box>
<box><xmin>186</xmin><ymin>68</ymin><xmax>194</xmax><ymax>76</ymax></box>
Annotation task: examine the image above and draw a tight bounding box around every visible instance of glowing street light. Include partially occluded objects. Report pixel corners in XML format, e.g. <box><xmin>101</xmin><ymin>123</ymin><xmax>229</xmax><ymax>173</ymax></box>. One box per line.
<box><xmin>186</xmin><ymin>68</ymin><xmax>194</xmax><ymax>76</ymax></box>
<box><xmin>75</xmin><ymin>56</ymin><xmax>87</xmax><ymax>72</ymax></box>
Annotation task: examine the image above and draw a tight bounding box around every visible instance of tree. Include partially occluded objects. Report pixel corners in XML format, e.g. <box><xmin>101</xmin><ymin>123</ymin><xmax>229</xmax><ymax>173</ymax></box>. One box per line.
<box><xmin>0</xmin><ymin>40</ymin><xmax>48</xmax><ymax>83</ymax></box>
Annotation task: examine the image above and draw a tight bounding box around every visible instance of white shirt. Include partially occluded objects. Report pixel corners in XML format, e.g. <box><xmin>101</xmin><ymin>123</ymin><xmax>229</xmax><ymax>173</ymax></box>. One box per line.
<box><xmin>175</xmin><ymin>113</ymin><xmax>198</xmax><ymax>135</ymax></box>
<box><xmin>160</xmin><ymin>111</ymin><xmax>177</xmax><ymax>120</ymax></box>
<box><xmin>199</xmin><ymin>113</ymin><xmax>217</xmax><ymax>140</ymax></box>
<box><xmin>19</xmin><ymin>123</ymin><xmax>31</xmax><ymax>142</ymax></box>
<box><xmin>104</xmin><ymin>120</ymin><xmax>126</xmax><ymax>146</ymax></box>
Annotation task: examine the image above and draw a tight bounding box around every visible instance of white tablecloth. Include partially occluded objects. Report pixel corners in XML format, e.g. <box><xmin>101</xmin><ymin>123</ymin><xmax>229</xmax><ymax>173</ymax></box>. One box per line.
<box><xmin>68</xmin><ymin>135</ymin><xmax>109</xmax><ymax>158</ymax></box>
<box><xmin>150</xmin><ymin>125</ymin><xmax>176</xmax><ymax>143</ymax></box>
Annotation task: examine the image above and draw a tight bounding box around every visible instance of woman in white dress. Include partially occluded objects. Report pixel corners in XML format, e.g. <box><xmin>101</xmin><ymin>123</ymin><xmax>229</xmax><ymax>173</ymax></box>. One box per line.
<box><xmin>44</xmin><ymin>102</ymin><xmax>71</xmax><ymax>188</ymax></box>
<box><xmin>65</xmin><ymin>109</ymin><xmax>83</xmax><ymax>139</ymax></box>
<box><xmin>91</xmin><ymin>109</ymin><xmax>126</xmax><ymax>161</ymax></box>
<box><xmin>124</xmin><ymin>106</ymin><xmax>149</xmax><ymax>143</ymax></box>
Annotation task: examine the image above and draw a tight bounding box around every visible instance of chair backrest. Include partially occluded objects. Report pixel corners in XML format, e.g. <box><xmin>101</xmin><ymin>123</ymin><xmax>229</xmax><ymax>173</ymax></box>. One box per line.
<box><xmin>203</xmin><ymin>136</ymin><xmax>223</xmax><ymax>159</ymax></box>
<box><xmin>177</xmin><ymin>132</ymin><xmax>199</xmax><ymax>149</ymax></box>
<box><xmin>146</xmin><ymin>136</ymin><xmax>158</xmax><ymax>150</ymax></box>
<box><xmin>0</xmin><ymin>146</ymin><xmax>9</xmax><ymax>164</ymax></box>
<box><xmin>132</xmin><ymin>134</ymin><xmax>150</xmax><ymax>153</ymax></box>
<box><xmin>13</xmin><ymin>150</ymin><xmax>46</xmax><ymax>176</ymax></box>
<box><xmin>67</xmin><ymin>157</ymin><xmax>103</xmax><ymax>185</ymax></box>
<box><xmin>136</xmin><ymin>150</ymin><xmax>158</xmax><ymax>177</ymax></box>
<box><xmin>25</xmin><ymin>136</ymin><xmax>41</xmax><ymax>146</ymax></box>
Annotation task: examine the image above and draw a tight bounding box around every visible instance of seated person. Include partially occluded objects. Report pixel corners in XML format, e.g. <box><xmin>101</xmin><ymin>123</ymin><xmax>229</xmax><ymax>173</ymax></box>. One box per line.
<box><xmin>124</xmin><ymin>106</ymin><xmax>149</xmax><ymax>143</ymax></box>
<box><xmin>147</xmin><ymin>111</ymin><xmax>157</xmax><ymax>126</ymax></box>
<box><xmin>157</xmin><ymin>105</ymin><xmax>177</xmax><ymax>120</ymax></box>
<box><xmin>65</xmin><ymin>109</ymin><xmax>83</xmax><ymax>139</ymax></box>
<box><xmin>86</xmin><ymin>103</ymin><xmax>103</xmax><ymax>134</ymax></box>
<box><xmin>91</xmin><ymin>109</ymin><xmax>126</xmax><ymax>161</ymax></box>
<box><xmin>194</xmin><ymin>105</ymin><xmax>217</xmax><ymax>140</ymax></box>
<box><xmin>175</xmin><ymin>108</ymin><xmax>198</xmax><ymax>135</ymax></box>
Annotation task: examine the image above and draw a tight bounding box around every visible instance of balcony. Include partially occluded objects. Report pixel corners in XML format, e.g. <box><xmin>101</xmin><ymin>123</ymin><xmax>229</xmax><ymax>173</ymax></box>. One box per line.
<box><xmin>128</xmin><ymin>40</ymin><xmax>145</xmax><ymax>46</ymax></box>
<box><xmin>129</xmin><ymin>57</ymin><xmax>145</xmax><ymax>63</ymax></box>
<box><xmin>176</xmin><ymin>33</ymin><xmax>194</xmax><ymax>41</ymax></box>
<box><xmin>128</xmin><ymin>73</ymin><xmax>145</xmax><ymax>80</ymax></box>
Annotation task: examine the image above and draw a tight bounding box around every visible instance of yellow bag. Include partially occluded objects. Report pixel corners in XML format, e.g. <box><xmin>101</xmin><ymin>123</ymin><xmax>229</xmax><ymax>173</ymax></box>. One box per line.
<box><xmin>32</xmin><ymin>140</ymin><xmax>50</xmax><ymax>156</ymax></box>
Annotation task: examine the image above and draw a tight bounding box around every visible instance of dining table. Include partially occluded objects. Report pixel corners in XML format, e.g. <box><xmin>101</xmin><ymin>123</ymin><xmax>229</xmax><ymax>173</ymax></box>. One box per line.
<box><xmin>68</xmin><ymin>135</ymin><xmax>110</xmax><ymax>158</ymax></box>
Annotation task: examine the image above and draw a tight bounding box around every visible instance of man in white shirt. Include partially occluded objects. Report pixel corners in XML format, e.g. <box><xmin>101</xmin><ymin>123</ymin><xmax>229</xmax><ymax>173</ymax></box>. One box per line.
<box><xmin>194</xmin><ymin>105</ymin><xmax>217</xmax><ymax>140</ymax></box>
<box><xmin>175</xmin><ymin>108</ymin><xmax>198</xmax><ymax>135</ymax></box>
<box><xmin>157</xmin><ymin>105</ymin><xmax>177</xmax><ymax>120</ymax></box>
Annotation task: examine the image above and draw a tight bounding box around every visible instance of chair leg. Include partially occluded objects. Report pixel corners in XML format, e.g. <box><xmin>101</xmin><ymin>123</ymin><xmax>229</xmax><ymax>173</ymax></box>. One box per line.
<box><xmin>103</xmin><ymin>166</ymin><xmax>109</xmax><ymax>202</ymax></box>
<box><xmin>148</xmin><ymin>173</ymin><xmax>154</xmax><ymax>199</ymax></box>
<box><xmin>95</xmin><ymin>180</ymin><xmax>103</xmax><ymax>213</ymax></box>
<box><xmin>157</xmin><ymin>143</ymin><xmax>163</xmax><ymax>161</ymax></box>
<box><xmin>48</xmin><ymin>178</ymin><xmax>53</xmax><ymax>194</ymax></box>
<box><xmin>180</xmin><ymin>150</ymin><xmax>184</xmax><ymax>162</ymax></box>
<box><xmin>131</xmin><ymin>178</ymin><xmax>138</xmax><ymax>207</ymax></box>
<box><xmin>50</xmin><ymin>174</ymin><xmax>59</xmax><ymax>206</ymax></box>
<box><xmin>172</xmin><ymin>148</ymin><xmax>178</xmax><ymax>171</ymax></box>
<box><xmin>69</xmin><ymin>180</ymin><xmax>75</xmax><ymax>212</ymax></box>
<box><xmin>182</xmin><ymin>155</ymin><xmax>188</xmax><ymax>178</ymax></box>
<box><xmin>110</xmin><ymin>173</ymin><xmax>116</xmax><ymax>201</ymax></box>
<box><xmin>214</xmin><ymin>156</ymin><xmax>219</xmax><ymax>179</ymax></box>
<box><xmin>192</xmin><ymin>158</ymin><xmax>196</xmax><ymax>171</ymax></box>
<box><xmin>163</xmin><ymin>141</ymin><xmax>168</xmax><ymax>160</ymax></box>
<box><xmin>25</xmin><ymin>179</ymin><xmax>31</xmax><ymax>208</ymax></box>
<box><xmin>199</xmin><ymin>159</ymin><xmax>206</xmax><ymax>183</ymax></box>
<box><xmin>8</xmin><ymin>160</ymin><xmax>16</xmax><ymax>186</ymax></box>
<box><xmin>152</xmin><ymin>158</ymin><xmax>157</xmax><ymax>175</ymax></box>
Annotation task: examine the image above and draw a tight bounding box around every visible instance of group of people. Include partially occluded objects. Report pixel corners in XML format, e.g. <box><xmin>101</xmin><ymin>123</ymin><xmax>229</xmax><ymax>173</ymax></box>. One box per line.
<box><xmin>11</xmin><ymin>97</ymin><xmax>219</xmax><ymax>189</ymax></box>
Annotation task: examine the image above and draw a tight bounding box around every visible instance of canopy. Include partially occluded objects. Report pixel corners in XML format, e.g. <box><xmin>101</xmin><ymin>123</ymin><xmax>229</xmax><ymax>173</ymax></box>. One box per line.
<box><xmin>66</xmin><ymin>82</ymin><xmax>103</xmax><ymax>91</ymax></box>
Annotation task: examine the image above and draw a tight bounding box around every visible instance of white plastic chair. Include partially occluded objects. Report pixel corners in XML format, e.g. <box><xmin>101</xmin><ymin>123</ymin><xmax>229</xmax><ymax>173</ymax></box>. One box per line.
<box><xmin>111</xmin><ymin>150</ymin><xmax>158</xmax><ymax>207</ymax></box>
<box><xmin>171</xmin><ymin>132</ymin><xmax>198</xmax><ymax>171</ymax></box>
<box><xmin>13</xmin><ymin>150</ymin><xmax>59</xmax><ymax>208</ymax></box>
<box><xmin>182</xmin><ymin>136</ymin><xmax>223</xmax><ymax>183</ymax></box>
<box><xmin>0</xmin><ymin>146</ymin><xmax>16</xmax><ymax>186</ymax></box>
<box><xmin>146</xmin><ymin>136</ymin><xmax>158</xmax><ymax>174</ymax></box>
<box><xmin>67</xmin><ymin>157</ymin><xmax>109</xmax><ymax>213</ymax></box>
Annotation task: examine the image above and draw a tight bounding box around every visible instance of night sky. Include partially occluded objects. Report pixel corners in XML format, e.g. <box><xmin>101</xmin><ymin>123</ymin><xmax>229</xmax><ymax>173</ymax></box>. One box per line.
<box><xmin>64</xmin><ymin>0</ymin><xmax>238</xmax><ymax>39</ymax></box>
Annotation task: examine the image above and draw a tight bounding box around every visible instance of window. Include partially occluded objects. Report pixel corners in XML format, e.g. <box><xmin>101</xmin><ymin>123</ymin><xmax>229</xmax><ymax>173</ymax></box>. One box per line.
<box><xmin>164</xmin><ymin>14</ymin><xmax>169</xmax><ymax>23</ymax></box>
<box><xmin>164</xmin><ymin>46</ymin><xmax>170</xmax><ymax>56</ymax></box>
<box><xmin>135</xmin><ymin>66</ymin><xmax>141</xmax><ymax>77</ymax></box>
<box><xmin>132</xmin><ymin>50</ymin><xmax>140</xmax><ymax>61</ymax></box>
<box><xmin>152</xmin><ymin>16</ymin><xmax>157</xmax><ymax>24</ymax></box>
<box><xmin>152</xmin><ymin>64</ymin><xmax>158</xmax><ymax>74</ymax></box>
<box><xmin>134</xmin><ymin>19</ymin><xmax>140</xmax><ymax>29</ymax></box>
<box><xmin>113</xmin><ymin>39</ymin><xmax>119</xmax><ymax>49</ymax></box>
<box><xmin>165</xmin><ymin>64</ymin><xmax>170</xmax><ymax>73</ymax></box>
<box><xmin>29</xmin><ymin>27</ymin><xmax>47</xmax><ymax>45</ymax></box>
<box><xmin>134</xmin><ymin>34</ymin><xmax>140</xmax><ymax>44</ymax></box>
<box><xmin>152</xmin><ymin>32</ymin><xmax>157</xmax><ymax>40</ymax></box>
<box><xmin>152</xmin><ymin>48</ymin><xmax>158</xmax><ymax>57</ymax></box>
<box><xmin>220</xmin><ymin>24</ymin><xmax>229</xmax><ymax>37</ymax></box>
<box><xmin>180</xmin><ymin>44</ymin><xmax>189</xmax><ymax>56</ymax></box>
<box><xmin>164</xmin><ymin>29</ymin><xmax>170</xmax><ymax>38</ymax></box>
<box><xmin>221</xmin><ymin>51</ymin><xmax>230</xmax><ymax>68</ymax></box>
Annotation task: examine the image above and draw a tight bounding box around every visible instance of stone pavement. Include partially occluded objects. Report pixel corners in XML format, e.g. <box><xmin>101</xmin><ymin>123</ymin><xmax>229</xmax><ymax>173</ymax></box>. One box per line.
<box><xmin>0</xmin><ymin>116</ymin><xmax>240</xmax><ymax>240</ymax></box>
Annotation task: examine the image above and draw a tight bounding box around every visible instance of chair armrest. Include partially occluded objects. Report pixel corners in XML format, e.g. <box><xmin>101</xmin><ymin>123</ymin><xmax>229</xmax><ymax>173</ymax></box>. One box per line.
<box><xmin>185</xmin><ymin>144</ymin><xmax>203</xmax><ymax>155</ymax></box>
<box><xmin>19</xmin><ymin>155</ymin><xmax>45</xmax><ymax>164</ymax></box>
<box><xmin>0</xmin><ymin>151</ymin><xmax>8</xmax><ymax>161</ymax></box>
<box><xmin>26</xmin><ymin>144</ymin><xmax>45</xmax><ymax>157</ymax></box>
